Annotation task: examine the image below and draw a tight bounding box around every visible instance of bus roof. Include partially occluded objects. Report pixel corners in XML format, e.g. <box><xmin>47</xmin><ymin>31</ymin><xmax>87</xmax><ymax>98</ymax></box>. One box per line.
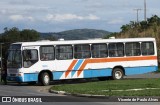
<box><xmin>13</xmin><ymin>37</ymin><xmax>156</xmax><ymax>46</ymax></box>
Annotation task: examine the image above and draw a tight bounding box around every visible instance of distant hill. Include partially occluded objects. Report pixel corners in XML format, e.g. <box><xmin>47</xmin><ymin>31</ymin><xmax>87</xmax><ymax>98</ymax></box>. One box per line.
<box><xmin>40</xmin><ymin>29</ymin><xmax>111</xmax><ymax>40</ymax></box>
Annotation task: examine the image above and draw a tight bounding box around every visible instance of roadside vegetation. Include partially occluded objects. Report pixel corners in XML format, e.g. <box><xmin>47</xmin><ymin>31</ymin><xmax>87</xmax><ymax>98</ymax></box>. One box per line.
<box><xmin>51</xmin><ymin>79</ymin><xmax>160</xmax><ymax>96</ymax></box>
<box><xmin>104</xmin><ymin>15</ymin><xmax>160</xmax><ymax>48</ymax></box>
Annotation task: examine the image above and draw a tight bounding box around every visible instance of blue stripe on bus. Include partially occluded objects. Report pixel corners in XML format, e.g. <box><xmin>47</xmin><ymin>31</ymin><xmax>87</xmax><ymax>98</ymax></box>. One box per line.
<box><xmin>52</xmin><ymin>66</ymin><xmax>158</xmax><ymax>80</ymax></box>
<box><xmin>125</xmin><ymin>66</ymin><xmax>158</xmax><ymax>75</ymax></box>
<box><xmin>7</xmin><ymin>66</ymin><xmax>158</xmax><ymax>82</ymax></box>
<box><xmin>53</xmin><ymin>72</ymin><xmax>63</xmax><ymax>80</ymax></box>
<box><xmin>7</xmin><ymin>73</ymin><xmax>39</xmax><ymax>82</ymax></box>
<box><xmin>83</xmin><ymin>68</ymin><xmax>112</xmax><ymax>78</ymax></box>
<box><xmin>23</xmin><ymin>73</ymin><xmax>38</xmax><ymax>82</ymax></box>
<box><xmin>71</xmin><ymin>59</ymin><xmax>84</xmax><ymax>77</ymax></box>
<box><xmin>83</xmin><ymin>66</ymin><xmax>158</xmax><ymax>78</ymax></box>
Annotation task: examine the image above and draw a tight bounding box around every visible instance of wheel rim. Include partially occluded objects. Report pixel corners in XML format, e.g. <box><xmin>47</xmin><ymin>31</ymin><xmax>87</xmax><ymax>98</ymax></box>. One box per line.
<box><xmin>115</xmin><ymin>71</ymin><xmax>122</xmax><ymax>79</ymax></box>
<box><xmin>44</xmin><ymin>74</ymin><xmax>49</xmax><ymax>84</ymax></box>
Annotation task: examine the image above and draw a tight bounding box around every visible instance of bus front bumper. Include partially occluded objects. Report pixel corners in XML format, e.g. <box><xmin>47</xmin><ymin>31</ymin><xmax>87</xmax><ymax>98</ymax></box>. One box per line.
<box><xmin>7</xmin><ymin>76</ymin><xmax>23</xmax><ymax>82</ymax></box>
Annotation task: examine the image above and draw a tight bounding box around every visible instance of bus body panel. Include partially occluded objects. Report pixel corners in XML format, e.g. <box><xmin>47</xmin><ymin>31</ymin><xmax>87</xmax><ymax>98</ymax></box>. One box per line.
<box><xmin>52</xmin><ymin>56</ymin><xmax>157</xmax><ymax>80</ymax></box>
<box><xmin>7</xmin><ymin>38</ymin><xmax>158</xmax><ymax>83</ymax></box>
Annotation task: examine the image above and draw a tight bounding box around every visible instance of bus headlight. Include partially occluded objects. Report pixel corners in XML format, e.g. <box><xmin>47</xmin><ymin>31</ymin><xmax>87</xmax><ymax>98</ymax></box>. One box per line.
<box><xmin>18</xmin><ymin>72</ymin><xmax>23</xmax><ymax>76</ymax></box>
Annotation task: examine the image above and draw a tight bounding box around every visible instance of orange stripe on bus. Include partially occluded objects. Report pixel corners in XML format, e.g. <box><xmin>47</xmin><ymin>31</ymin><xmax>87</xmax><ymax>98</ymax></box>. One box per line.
<box><xmin>65</xmin><ymin>59</ymin><xmax>78</xmax><ymax>78</ymax></box>
<box><xmin>77</xmin><ymin>56</ymin><xmax>157</xmax><ymax>77</ymax></box>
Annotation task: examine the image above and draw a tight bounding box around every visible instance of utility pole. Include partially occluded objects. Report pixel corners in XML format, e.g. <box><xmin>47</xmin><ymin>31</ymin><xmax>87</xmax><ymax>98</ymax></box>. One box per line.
<box><xmin>134</xmin><ymin>9</ymin><xmax>142</xmax><ymax>23</ymax></box>
<box><xmin>144</xmin><ymin>0</ymin><xmax>147</xmax><ymax>21</ymax></box>
<box><xmin>144</xmin><ymin>0</ymin><xmax>147</xmax><ymax>36</ymax></box>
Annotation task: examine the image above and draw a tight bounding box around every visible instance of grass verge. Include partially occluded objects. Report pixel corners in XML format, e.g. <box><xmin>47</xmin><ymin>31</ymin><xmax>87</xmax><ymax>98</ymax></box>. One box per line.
<box><xmin>51</xmin><ymin>79</ymin><xmax>160</xmax><ymax>96</ymax></box>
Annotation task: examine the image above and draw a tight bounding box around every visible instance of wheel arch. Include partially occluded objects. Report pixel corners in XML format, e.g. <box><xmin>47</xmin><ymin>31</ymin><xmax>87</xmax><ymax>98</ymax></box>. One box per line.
<box><xmin>38</xmin><ymin>70</ymin><xmax>53</xmax><ymax>82</ymax></box>
<box><xmin>112</xmin><ymin>66</ymin><xmax>125</xmax><ymax>76</ymax></box>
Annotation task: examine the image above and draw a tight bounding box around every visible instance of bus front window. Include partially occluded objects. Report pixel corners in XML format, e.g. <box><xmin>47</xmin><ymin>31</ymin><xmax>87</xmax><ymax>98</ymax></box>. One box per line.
<box><xmin>23</xmin><ymin>50</ymin><xmax>38</xmax><ymax>68</ymax></box>
<box><xmin>7</xmin><ymin>50</ymin><xmax>22</xmax><ymax>68</ymax></box>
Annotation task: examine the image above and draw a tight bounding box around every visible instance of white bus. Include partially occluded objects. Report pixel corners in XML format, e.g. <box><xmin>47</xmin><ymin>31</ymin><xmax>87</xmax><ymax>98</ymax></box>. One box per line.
<box><xmin>7</xmin><ymin>38</ymin><xmax>158</xmax><ymax>85</ymax></box>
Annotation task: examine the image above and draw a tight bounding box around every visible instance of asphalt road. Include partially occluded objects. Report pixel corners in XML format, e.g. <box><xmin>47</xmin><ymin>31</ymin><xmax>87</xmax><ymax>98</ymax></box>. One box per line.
<box><xmin>0</xmin><ymin>82</ymin><xmax>104</xmax><ymax>105</ymax></box>
<box><xmin>0</xmin><ymin>83</ymin><xmax>160</xmax><ymax>105</ymax></box>
<box><xmin>0</xmin><ymin>72</ymin><xmax>160</xmax><ymax>105</ymax></box>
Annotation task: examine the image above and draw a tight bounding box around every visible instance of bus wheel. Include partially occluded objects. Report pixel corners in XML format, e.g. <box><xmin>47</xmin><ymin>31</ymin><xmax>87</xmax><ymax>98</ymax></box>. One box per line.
<box><xmin>112</xmin><ymin>68</ymin><xmax>124</xmax><ymax>80</ymax></box>
<box><xmin>40</xmin><ymin>72</ymin><xmax>50</xmax><ymax>86</ymax></box>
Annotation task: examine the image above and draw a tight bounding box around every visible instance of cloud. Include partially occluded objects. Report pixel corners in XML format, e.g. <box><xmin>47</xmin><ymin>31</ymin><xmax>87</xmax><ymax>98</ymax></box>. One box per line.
<box><xmin>9</xmin><ymin>15</ymin><xmax>23</xmax><ymax>21</ymax></box>
<box><xmin>1</xmin><ymin>0</ymin><xmax>159</xmax><ymax>33</ymax></box>
<box><xmin>46</xmin><ymin>13</ymin><xmax>100</xmax><ymax>22</ymax></box>
<box><xmin>0</xmin><ymin>9</ymin><xmax>7</xmax><ymax>14</ymax></box>
<box><xmin>27</xmin><ymin>16</ymin><xmax>34</xmax><ymax>21</ymax></box>
<box><xmin>9</xmin><ymin>15</ymin><xmax>34</xmax><ymax>22</ymax></box>
<box><xmin>9</xmin><ymin>0</ymin><xmax>31</xmax><ymax>5</ymax></box>
<box><xmin>107</xmin><ymin>18</ymin><xmax>124</xmax><ymax>25</ymax></box>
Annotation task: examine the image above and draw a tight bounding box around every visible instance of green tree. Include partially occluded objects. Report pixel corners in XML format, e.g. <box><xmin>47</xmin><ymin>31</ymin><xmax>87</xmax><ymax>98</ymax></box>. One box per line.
<box><xmin>2</xmin><ymin>27</ymin><xmax>20</xmax><ymax>43</ymax></box>
<box><xmin>148</xmin><ymin>15</ymin><xmax>160</xmax><ymax>27</ymax></box>
<box><xmin>0</xmin><ymin>27</ymin><xmax>40</xmax><ymax>43</ymax></box>
<box><xmin>120</xmin><ymin>24</ymin><xmax>131</xmax><ymax>32</ymax></box>
<box><xmin>20</xmin><ymin>29</ymin><xmax>40</xmax><ymax>41</ymax></box>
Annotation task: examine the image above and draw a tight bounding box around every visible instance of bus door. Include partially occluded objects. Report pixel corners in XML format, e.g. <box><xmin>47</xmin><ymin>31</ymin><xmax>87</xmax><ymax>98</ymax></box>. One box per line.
<box><xmin>22</xmin><ymin>46</ymin><xmax>39</xmax><ymax>71</ymax></box>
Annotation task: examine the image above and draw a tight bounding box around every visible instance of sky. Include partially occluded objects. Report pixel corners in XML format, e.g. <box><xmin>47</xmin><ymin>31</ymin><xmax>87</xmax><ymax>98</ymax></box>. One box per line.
<box><xmin>0</xmin><ymin>0</ymin><xmax>160</xmax><ymax>33</ymax></box>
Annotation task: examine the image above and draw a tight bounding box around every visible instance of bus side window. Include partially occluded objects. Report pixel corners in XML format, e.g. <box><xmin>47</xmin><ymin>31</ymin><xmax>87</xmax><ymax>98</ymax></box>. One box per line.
<box><xmin>56</xmin><ymin>45</ymin><xmax>73</xmax><ymax>60</ymax></box>
<box><xmin>24</xmin><ymin>61</ymin><xmax>32</xmax><ymax>68</ymax></box>
<box><xmin>141</xmin><ymin>42</ymin><xmax>154</xmax><ymax>55</ymax></box>
<box><xmin>74</xmin><ymin>44</ymin><xmax>91</xmax><ymax>59</ymax></box>
<box><xmin>125</xmin><ymin>42</ymin><xmax>140</xmax><ymax>56</ymax></box>
<box><xmin>108</xmin><ymin>43</ymin><xmax>124</xmax><ymax>57</ymax></box>
<box><xmin>91</xmin><ymin>44</ymin><xmax>108</xmax><ymax>58</ymax></box>
<box><xmin>40</xmin><ymin>46</ymin><xmax>55</xmax><ymax>61</ymax></box>
<box><xmin>41</xmin><ymin>54</ymin><xmax>49</xmax><ymax>60</ymax></box>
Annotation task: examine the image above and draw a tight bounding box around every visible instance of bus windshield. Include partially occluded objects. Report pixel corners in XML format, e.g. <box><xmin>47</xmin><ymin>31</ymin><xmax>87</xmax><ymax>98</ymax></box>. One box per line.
<box><xmin>7</xmin><ymin>50</ymin><xmax>22</xmax><ymax>68</ymax></box>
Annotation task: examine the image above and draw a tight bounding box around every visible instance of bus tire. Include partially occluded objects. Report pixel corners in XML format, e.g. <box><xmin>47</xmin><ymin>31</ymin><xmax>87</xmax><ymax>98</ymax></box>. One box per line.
<box><xmin>40</xmin><ymin>72</ymin><xmax>50</xmax><ymax>86</ymax></box>
<box><xmin>112</xmin><ymin>68</ymin><xmax>124</xmax><ymax>80</ymax></box>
